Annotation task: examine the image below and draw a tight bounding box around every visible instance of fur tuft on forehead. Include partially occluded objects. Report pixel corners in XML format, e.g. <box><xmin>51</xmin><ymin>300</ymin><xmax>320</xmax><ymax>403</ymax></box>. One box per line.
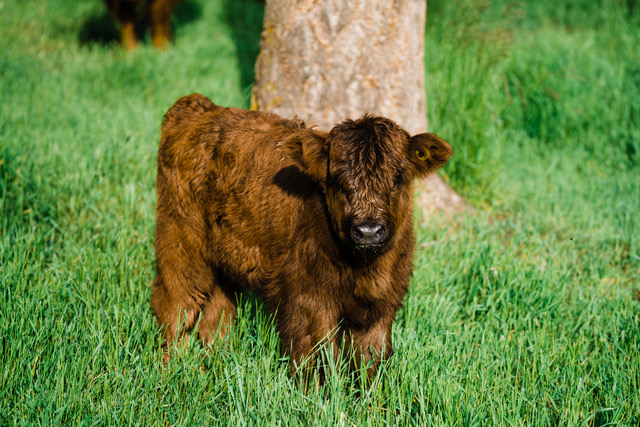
<box><xmin>328</xmin><ymin>115</ymin><xmax>409</xmax><ymax>175</ymax></box>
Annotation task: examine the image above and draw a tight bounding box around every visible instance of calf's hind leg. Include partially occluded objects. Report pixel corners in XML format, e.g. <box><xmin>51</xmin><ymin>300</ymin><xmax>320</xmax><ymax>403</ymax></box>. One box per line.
<box><xmin>150</xmin><ymin>219</ymin><xmax>222</xmax><ymax>358</ymax></box>
<box><xmin>197</xmin><ymin>283</ymin><xmax>238</xmax><ymax>344</ymax></box>
<box><xmin>151</xmin><ymin>250</ymin><xmax>238</xmax><ymax>357</ymax></box>
<box><xmin>150</xmin><ymin>273</ymin><xmax>200</xmax><ymax>356</ymax></box>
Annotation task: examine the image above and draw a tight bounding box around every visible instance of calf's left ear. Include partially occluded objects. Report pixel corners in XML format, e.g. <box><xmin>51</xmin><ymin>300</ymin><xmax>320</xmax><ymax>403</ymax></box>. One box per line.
<box><xmin>409</xmin><ymin>132</ymin><xmax>453</xmax><ymax>179</ymax></box>
<box><xmin>281</xmin><ymin>131</ymin><xmax>329</xmax><ymax>182</ymax></box>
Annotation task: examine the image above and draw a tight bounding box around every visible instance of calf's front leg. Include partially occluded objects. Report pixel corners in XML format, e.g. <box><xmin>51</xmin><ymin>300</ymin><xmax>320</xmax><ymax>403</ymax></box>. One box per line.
<box><xmin>274</xmin><ymin>298</ymin><xmax>340</xmax><ymax>382</ymax></box>
<box><xmin>346</xmin><ymin>315</ymin><xmax>395</xmax><ymax>378</ymax></box>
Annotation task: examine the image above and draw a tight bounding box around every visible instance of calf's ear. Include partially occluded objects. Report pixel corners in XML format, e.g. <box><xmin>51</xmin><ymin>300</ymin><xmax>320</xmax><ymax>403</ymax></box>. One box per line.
<box><xmin>409</xmin><ymin>132</ymin><xmax>453</xmax><ymax>179</ymax></box>
<box><xmin>281</xmin><ymin>131</ymin><xmax>329</xmax><ymax>182</ymax></box>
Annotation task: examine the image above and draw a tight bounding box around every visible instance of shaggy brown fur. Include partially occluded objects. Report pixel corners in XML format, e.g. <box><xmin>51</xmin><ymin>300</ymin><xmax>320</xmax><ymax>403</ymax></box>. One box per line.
<box><xmin>152</xmin><ymin>93</ymin><xmax>453</xmax><ymax>378</ymax></box>
<box><xmin>102</xmin><ymin>0</ymin><xmax>181</xmax><ymax>49</ymax></box>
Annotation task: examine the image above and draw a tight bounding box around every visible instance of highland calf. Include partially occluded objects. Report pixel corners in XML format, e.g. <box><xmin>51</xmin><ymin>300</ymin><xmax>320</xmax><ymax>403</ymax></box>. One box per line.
<box><xmin>103</xmin><ymin>0</ymin><xmax>181</xmax><ymax>49</ymax></box>
<box><xmin>151</xmin><ymin>93</ymin><xmax>453</xmax><ymax>379</ymax></box>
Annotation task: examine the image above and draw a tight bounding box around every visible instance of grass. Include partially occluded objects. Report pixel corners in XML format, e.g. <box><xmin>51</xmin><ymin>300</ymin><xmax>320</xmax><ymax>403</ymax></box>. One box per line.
<box><xmin>1</xmin><ymin>0</ymin><xmax>639</xmax><ymax>424</ymax></box>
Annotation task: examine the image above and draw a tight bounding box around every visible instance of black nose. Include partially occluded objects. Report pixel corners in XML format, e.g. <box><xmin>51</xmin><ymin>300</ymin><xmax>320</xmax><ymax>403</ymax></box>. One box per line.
<box><xmin>350</xmin><ymin>222</ymin><xmax>389</xmax><ymax>246</ymax></box>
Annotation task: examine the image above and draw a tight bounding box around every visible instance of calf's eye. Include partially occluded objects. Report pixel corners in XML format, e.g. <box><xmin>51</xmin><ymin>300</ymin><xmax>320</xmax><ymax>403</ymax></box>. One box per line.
<box><xmin>393</xmin><ymin>171</ymin><xmax>405</xmax><ymax>188</ymax></box>
<box><xmin>329</xmin><ymin>174</ymin><xmax>349</xmax><ymax>195</ymax></box>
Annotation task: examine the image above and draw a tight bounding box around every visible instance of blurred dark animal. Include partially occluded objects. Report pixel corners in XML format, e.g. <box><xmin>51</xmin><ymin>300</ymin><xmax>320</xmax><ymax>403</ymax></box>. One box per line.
<box><xmin>151</xmin><ymin>93</ymin><xmax>453</xmax><ymax>380</ymax></box>
<box><xmin>102</xmin><ymin>0</ymin><xmax>182</xmax><ymax>49</ymax></box>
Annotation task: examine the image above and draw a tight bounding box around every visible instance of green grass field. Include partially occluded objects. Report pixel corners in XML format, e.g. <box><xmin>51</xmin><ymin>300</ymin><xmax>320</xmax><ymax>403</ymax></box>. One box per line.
<box><xmin>1</xmin><ymin>0</ymin><xmax>639</xmax><ymax>424</ymax></box>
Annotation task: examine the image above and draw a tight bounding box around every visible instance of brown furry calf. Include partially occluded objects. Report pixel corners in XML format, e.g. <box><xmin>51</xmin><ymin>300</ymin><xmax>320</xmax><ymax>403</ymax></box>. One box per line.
<box><xmin>102</xmin><ymin>0</ymin><xmax>181</xmax><ymax>49</ymax></box>
<box><xmin>152</xmin><ymin>93</ymin><xmax>453</xmax><ymax>378</ymax></box>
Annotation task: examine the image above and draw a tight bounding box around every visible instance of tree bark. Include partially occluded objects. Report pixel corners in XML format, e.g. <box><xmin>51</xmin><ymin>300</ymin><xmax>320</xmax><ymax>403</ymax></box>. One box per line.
<box><xmin>252</xmin><ymin>0</ymin><xmax>467</xmax><ymax>219</ymax></box>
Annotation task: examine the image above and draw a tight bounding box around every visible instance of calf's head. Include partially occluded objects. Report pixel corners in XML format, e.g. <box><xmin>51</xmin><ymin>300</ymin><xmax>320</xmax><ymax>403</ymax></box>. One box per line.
<box><xmin>284</xmin><ymin>115</ymin><xmax>453</xmax><ymax>258</ymax></box>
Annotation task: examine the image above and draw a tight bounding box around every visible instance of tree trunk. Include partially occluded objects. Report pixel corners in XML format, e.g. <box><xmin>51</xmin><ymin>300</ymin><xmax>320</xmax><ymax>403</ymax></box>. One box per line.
<box><xmin>252</xmin><ymin>0</ymin><xmax>467</xmax><ymax>219</ymax></box>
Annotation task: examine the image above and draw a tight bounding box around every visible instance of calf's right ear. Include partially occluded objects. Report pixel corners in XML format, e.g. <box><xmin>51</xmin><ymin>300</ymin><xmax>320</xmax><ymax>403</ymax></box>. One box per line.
<box><xmin>409</xmin><ymin>132</ymin><xmax>454</xmax><ymax>179</ymax></box>
<box><xmin>281</xmin><ymin>131</ymin><xmax>329</xmax><ymax>182</ymax></box>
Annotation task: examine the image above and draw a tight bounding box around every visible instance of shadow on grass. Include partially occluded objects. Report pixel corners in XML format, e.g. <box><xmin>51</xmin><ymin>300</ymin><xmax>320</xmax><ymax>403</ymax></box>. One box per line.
<box><xmin>77</xmin><ymin>0</ymin><xmax>203</xmax><ymax>48</ymax></box>
<box><xmin>77</xmin><ymin>10</ymin><xmax>119</xmax><ymax>47</ymax></box>
<box><xmin>222</xmin><ymin>0</ymin><xmax>265</xmax><ymax>92</ymax></box>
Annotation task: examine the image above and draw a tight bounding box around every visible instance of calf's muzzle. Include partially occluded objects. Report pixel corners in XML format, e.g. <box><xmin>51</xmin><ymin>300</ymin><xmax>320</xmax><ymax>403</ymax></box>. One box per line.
<box><xmin>350</xmin><ymin>221</ymin><xmax>389</xmax><ymax>247</ymax></box>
